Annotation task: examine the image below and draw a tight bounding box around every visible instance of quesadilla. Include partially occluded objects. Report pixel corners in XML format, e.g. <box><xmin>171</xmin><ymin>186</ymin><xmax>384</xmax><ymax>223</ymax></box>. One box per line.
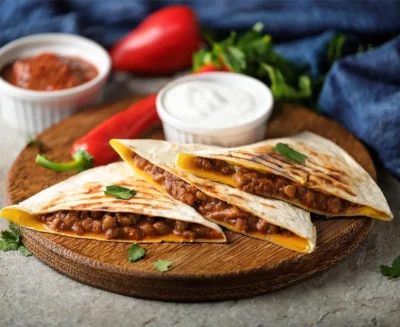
<box><xmin>110</xmin><ymin>139</ymin><xmax>316</xmax><ymax>253</ymax></box>
<box><xmin>175</xmin><ymin>131</ymin><xmax>392</xmax><ymax>220</ymax></box>
<box><xmin>0</xmin><ymin>162</ymin><xmax>226</xmax><ymax>243</ymax></box>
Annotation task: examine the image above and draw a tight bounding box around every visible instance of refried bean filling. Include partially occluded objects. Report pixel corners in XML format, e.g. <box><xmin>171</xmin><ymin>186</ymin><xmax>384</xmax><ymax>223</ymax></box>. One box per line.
<box><xmin>36</xmin><ymin>211</ymin><xmax>222</xmax><ymax>240</ymax></box>
<box><xmin>192</xmin><ymin>157</ymin><xmax>356</xmax><ymax>214</ymax></box>
<box><xmin>132</xmin><ymin>154</ymin><xmax>293</xmax><ymax>237</ymax></box>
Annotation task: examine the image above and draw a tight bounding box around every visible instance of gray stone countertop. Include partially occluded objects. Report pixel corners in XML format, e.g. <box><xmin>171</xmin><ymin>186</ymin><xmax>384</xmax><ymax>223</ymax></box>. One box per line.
<box><xmin>0</xmin><ymin>75</ymin><xmax>399</xmax><ymax>327</ymax></box>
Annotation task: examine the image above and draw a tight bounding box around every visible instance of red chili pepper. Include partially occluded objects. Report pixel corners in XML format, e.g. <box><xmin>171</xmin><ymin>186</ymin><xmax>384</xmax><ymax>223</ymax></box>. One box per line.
<box><xmin>110</xmin><ymin>6</ymin><xmax>202</xmax><ymax>75</ymax></box>
<box><xmin>194</xmin><ymin>63</ymin><xmax>231</xmax><ymax>74</ymax></box>
<box><xmin>36</xmin><ymin>94</ymin><xmax>160</xmax><ymax>172</ymax></box>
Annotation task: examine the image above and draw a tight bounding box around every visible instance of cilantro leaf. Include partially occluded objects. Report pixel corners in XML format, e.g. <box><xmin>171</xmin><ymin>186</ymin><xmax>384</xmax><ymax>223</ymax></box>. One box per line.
<box><xmin>153</xmin><ymin>260</ymin><xmax>173</xmax><ymax>272</ymax></box>
<box><xmin>272</xmin><ymin>143</ymin><xmax>308</xmax><ymax>164</ymax></box>
<box><xmin>192</xmin><ymin>48</ymin><xmax>208</xmax><ymax>72</ymax></box>
<box><xmin>219</xmin><ymin>31</ymin><xmax>236</xmax><ymax>47</ymax></box>
<box><xmin>128</xmin><ymin>244</ymin><xmax>146</xmax><ymax>262</ymax></box>
<box><xmin>26</xmin><ymin>136</ymin><xmax>43</xmax><ymax>150</ymax></box>
<box><xmin>260</xmin><ymin>64</ymin><xmax>311</xmax><ymax>100</ymax></box>
<box><xmin>1</xmin><ymin>230</ymin><xmax>17</xmax><ymax>242</ymax></box>
<box><xmin>220</xmin><ymin>46</ymin><xmax>246</xmax><ymax>73</ymax></box>
<box><xmin>104</xmin><ymin>185</ymin><xmax>137</xmax><ymax>200</ymax></box>
<box><xmin>9</xmin><ymin>222</ymin><xmax>21</xmax><ymax>239</ymax></box>
<box><xmin>380</xmin><ymin>256</ymin><xmax>400</xmax><ymax>279</ymax></box>
<box><xmin>0</xmin><ymin>241</ymin><xmax>19</xmax><ymax>251</ymax></box>
<box><xmin>252</xmin><ymin>22</ymin><xmax>264</xmax><ymax>33</ymax></box>
<box><xmin>0</xmin><ymin>223</ymin><xmax>31</xmax><ymax>255</ymax></box>
<box><xmin>18</xmin><ymin>245</ymin><xmax>32</xmax><ymax>257</ymax></box>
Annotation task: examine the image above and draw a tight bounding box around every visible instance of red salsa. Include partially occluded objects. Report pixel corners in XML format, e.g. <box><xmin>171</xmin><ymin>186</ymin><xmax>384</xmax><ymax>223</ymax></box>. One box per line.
<box><xmin>1</xmin><ymin>53</ymin><xmax>98</xmax><ymax>91</ymax></box>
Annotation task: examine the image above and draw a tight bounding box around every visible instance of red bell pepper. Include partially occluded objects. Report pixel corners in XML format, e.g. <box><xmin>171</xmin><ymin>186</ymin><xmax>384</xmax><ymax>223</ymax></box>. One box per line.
<box><xmin>194</xmin><ymin>63</ymin><xmax>231</xmax><ymax>74</ymax></box>
<box><xmin>36</xmin><ymin>94</ymin><xmax>160</xmax><ymax>172</ymax></box>
<box><xmin>110</xmin><ymin>6</ymin><xmax>202</xmax><ymax>75</ymax></box>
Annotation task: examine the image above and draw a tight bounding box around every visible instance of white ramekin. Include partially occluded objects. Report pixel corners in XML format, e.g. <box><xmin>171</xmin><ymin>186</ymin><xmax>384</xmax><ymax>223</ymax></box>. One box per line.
<box><xmin>156</xmin><ymin>72</ymin><xmax>274</xmax><ymax>147</ymax></box>
<box><xmin>0</xmin><ymin>34</ymin><xmax>111</xmax><ymax>135</ymax></box>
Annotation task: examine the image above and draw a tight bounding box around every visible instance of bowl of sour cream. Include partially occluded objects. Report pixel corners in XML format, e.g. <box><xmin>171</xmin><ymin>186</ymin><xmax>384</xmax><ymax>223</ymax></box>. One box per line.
<box><xmin>156</xmin><ymin>72</ymin><xmax>273</xmax><ymax>147</ymax></box>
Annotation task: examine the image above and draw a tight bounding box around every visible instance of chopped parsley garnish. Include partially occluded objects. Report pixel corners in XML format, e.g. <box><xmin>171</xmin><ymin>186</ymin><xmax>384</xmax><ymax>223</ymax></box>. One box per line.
<box><xmin>153</xmin><ymin>259</ymin><xmax>173</xmax><ymax>272</ymax></box>
<box><xmin>26</xmin><ymin>136</ymin><xmax>43</xmax><ymax>150</ymax></box>
<box><xmin>104</xmin><ymin>185</ymin><xmax>137</xmax><ymax>200</ymax></box>
<box><xmin>381</xmin><ymin>256</ymin><xmax>400</xmax><ymax>279</ymax></box>
<box><xmin>0</xmin><ymin>222</ymin><xmax>32</xmax><ymax>257</ymax></box>
<box><xmin>128</xmin><ymin>244</ymin><xmax>146</xmax><ymax>262</ymax></box>
<box><xmin>272</xmin><ymin>143</ymin><xmax>308</xmax><ymax>164</ymax></box>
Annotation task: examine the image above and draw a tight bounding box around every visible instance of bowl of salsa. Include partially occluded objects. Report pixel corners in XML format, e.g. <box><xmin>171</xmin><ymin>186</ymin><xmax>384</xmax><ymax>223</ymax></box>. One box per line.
<box><xmin>0</xmin><ymin>34</ymin><xmax>111</xmax><ymax>134</ymax></box>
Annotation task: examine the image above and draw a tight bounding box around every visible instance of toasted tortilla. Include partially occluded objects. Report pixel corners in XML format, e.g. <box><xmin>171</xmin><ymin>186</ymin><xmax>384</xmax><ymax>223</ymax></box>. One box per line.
<box><xmin>175</xmin><ymin>131</ymin><xmax>392</xmax><ymax>220</ymax></box>
<box><xmin>0</xmin><ymin>162</ymin><xmax>226</xmax><ymax>243</ymax></box>
<box><xmin>111</xmin><ymin>139</ymin><xmax>316</xmax><ymax>253</ymax></box>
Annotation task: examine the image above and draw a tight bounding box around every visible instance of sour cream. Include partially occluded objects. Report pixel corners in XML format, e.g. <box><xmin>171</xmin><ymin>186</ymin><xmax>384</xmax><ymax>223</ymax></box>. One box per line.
<box><xmin>156</xmin><ymin>72</ymin><xmax>273</xmax><ymax>147</ymax></box>
<box><xmin>162</xmin><ymin>80</ymin><xmax>258</xmax><ymax>128</ymax></box>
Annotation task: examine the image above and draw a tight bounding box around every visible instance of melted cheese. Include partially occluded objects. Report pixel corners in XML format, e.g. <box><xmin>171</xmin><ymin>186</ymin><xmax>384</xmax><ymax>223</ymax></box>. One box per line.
<box><xmin>111</xmin><ymin>142</ymin><xmax>311</xmax><ymax>253</ymax></box>
<box><xmin>176</xmin><ymin>153</ymin><xmax>238</xmax><ymax>187</ymax></box>
<box><xmin>110</xmin><ymin>140</ymin><xmax>165</xmax><ymax>191</ymax></box>
<box><xmin>267</xmin><ymin>234</ymin><xmax>310</xmax><ymax>253</ymax></box>
<box><xmin>346</xmin><ymin>206</ymin><xmax>390</xmax><ymax>220</ymax></box>
<box><xmin>0</xmin><ymin>207</ymin><xmax>224</xmax><ymax>243</ymax></box>
<box><xmin>212</xmin><ymin>218</ymin><xmax>310</xmax><ymax>253</ymax></box>
<box><xmin>176</xmin><ymin>153</ymin><xmax>389</xmax><ymax>220</ymax></box>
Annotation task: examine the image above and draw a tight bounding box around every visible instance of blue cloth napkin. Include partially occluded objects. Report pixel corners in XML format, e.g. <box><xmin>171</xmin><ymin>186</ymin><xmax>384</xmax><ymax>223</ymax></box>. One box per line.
<box><xmin>1</xmin><ymin>0</ymin><xmax>399</xmax><ymax>177</ymax></box>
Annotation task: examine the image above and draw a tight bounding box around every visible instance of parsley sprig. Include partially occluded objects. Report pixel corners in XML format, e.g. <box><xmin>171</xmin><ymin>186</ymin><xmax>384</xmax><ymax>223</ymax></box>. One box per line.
<box><xmin>272</xmin><ymin>143</ymin><xmax>308</xmax><ymax>164</ymax></box>
<box><xmin>381</xmin><ymin>256</ymin><xmax>400</xmax><ymax>279</ymax></box>
<box><xmin>0</xmin><ymin>222</ymin><xmax>32</xmax><ymax>256</ymax></box>
<box><xmin>193</xmin><ymin>23</ymin><xmax>311</xmax><ymax>102</ymax></box>
<box><xmin>104</xmin><ymin>185</ymin><xmax>137</xmax><ymax>200</ymax></box>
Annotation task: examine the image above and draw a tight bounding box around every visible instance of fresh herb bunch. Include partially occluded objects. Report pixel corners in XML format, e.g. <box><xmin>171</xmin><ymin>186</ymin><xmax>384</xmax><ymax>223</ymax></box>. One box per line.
<box><xmin>193</xmin><ymin>24</ymin><xmax>355</xmax><ymax>109</ymax></box>
<box><xmin>193</xmin><ymin>23</ymin><xmax>311</xmax><ymax>102</ymax></box>
<box><xmin>0</xmin><ymin>222</ymin><xmax>32</xmax><ymax>256</ymax></box>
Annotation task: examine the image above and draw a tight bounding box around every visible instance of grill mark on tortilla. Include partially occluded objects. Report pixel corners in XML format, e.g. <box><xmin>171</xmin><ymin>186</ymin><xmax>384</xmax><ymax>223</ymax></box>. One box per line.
<box><xmin>307</xmin><ymin>159</ymin><xmax>348</xmax><ymax>176</ymax></box>
<box><xmin>315</xmin><ymin>176</ymin><xmax>333</xmax><ymax>185</ymax></box>
<box><xmin>224</xmin><ymin>153</ymin><xmax>285</xmax><ymax>174</ymax></box>
<box><xmin>334</xmin><ymin>185</ymin><xmax>356</xmax><ymax>196</ymax></box>
<box><xmin>42</xmin><ymin>193</ymin><xmax>173</xmax><ymax>210</ymax></box>
<box><xmin>260</xmin><ymin>203</ymin><xmax>276</xmax><ymax>208</ymax></box>
<box><xmin>68</xmin><ymin>201</ymin><xmax>172</xmax><ymax>210</ymax></box>
<box><xmin>219</xmin><ymin>151</ymin><xmax>357</xmax><ymax>197</ymax></box>
<box><xmin>82</xmin><ymin>187</ymin><xmax>103</xmax><ymax>194</ymax></box>
<box><xmin>240</xmin><ymin>151</ymin><xmax>355</xmax><ymax>194</ymax></box>
<box><xmin>229</xmin><ymin>194</ymin><xmax>245</xmax><ymax>199</ymax></box>
<box><xmin>47</xmin><ymin>196</ymin><xmax>174</xmax><ymax>207</ymax></box>
<box><xmin>327</xmin><ymin>173</ymin><xmax>345</xmax><ymax>183</ymax></box>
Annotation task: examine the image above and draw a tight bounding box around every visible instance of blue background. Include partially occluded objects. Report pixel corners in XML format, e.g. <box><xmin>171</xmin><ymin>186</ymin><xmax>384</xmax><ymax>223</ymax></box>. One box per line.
<box><xmin>1</xmin><ymin>0</ymin><xmax>399</xmax><ymax>177</ymax></box>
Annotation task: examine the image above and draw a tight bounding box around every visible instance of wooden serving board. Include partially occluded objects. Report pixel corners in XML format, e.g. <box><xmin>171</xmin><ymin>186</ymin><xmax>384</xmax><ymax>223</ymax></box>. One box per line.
<box><xmin>4</xmin><ymin>97</ymin><xmax>375</xmax><ymax>301</ymax></box>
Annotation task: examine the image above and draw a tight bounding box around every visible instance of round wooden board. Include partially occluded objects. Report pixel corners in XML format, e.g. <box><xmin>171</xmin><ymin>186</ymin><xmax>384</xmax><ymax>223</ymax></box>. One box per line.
<box><xmin>5</xmin><ymin>97</ymin><xmax>375</xmax><ymax>302</ymax></box>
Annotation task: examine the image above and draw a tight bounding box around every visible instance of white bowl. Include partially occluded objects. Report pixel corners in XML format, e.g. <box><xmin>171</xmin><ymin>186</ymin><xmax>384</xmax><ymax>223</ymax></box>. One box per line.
<box><xmin>156</xmin><ymin>72</ymin><xmax>273</xmax><ymax>147</ymax></box>
<box><xmin>0</xmin><ymin>33</ymin><xmax>111</xmax><ymax>135</ymax></box>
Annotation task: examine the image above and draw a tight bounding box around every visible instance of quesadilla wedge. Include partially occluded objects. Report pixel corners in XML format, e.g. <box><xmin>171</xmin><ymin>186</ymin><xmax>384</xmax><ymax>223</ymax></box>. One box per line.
<box><xmin>0</xmin><ymin>162</ymin><xmax>226</xmax><ymax>243</ymax></box>
<box><xmin>175</xmin><ymin>131</ymin><xmax>392</xmax><ymax>220</ymax></box>
<box><xmin>111</xmin><ymin>139</ymin><xmax>316</xmax><ymax>253</ymax></box>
